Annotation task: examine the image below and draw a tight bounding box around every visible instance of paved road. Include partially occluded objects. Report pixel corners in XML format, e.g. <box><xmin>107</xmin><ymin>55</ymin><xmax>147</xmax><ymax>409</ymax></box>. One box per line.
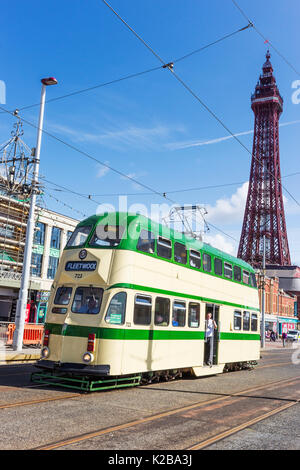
<box><xmin>0</xmin><ymin>345</ymin><xmax>299</xmax><ymax>451</ymax></box>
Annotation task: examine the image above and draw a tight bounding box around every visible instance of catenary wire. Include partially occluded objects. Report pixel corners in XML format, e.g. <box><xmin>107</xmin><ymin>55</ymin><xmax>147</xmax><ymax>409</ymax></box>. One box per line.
<box><xmin>231</xmin><ymin>0</ymin><xmax>300</xmax><ymax>77</ymax></box>
<box><xmin>101</xmin><ymin>0</ymin><xmax>300</xmax><ymax>211</ymax></box>
<box><xmin>0</xmin><ymin>23</ymin><xmax>251</xmax><ymax>115</ymax></box>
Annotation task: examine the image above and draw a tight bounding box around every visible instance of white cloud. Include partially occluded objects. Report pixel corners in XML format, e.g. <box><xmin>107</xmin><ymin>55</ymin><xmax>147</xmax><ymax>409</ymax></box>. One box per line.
<box><xmin>203</xmin><ymin>233</ymin><xmax>236</xmax><ymax>256</ymax></box>
<box><xmin>50</xmin><ymin>122</ymin><xmax>177</xmax><ymax>151</ymax></box>
<box><xmin>205</xmin><ymin>182</ymin><xmax>249</xmax><ymax>225</ymax></box>
<box><xmin>165</xmin><ymin>120</ymin><xmax>300</xmax><ymax>151</ymax></box>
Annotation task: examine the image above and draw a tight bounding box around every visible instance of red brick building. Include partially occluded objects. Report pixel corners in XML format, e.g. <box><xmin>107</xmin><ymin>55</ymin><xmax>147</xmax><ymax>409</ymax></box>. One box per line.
<box><xmin>256</xmin><ymin>274</ymin><xmax>298</xmax><ymax>335</ymax></box>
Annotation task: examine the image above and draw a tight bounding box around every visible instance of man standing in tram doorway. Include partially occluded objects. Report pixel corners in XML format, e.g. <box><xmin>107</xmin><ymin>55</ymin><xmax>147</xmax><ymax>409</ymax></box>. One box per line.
<box><xmin>205</xmin><ymin>312</ymin><xmax>217</xmax><ymax>366</ymax></box>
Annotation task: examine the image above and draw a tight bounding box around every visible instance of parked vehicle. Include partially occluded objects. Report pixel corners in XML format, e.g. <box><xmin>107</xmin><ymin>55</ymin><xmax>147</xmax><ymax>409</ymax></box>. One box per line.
<box><xmin>286</xmin><ymin>330</ymin><xmax>300</xmax><ymax>342</ymax></box>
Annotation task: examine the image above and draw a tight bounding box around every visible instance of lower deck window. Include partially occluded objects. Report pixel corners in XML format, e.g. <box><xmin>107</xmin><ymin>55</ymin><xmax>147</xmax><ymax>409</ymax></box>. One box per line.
<box><xmin>243</xmin><ymin>311</ymin><xmax>250</xmax><ymax>331</ymax></box>
<box><xmin>54</xmin><ymin>286</ymin><xmax>72</xmax><ymax>305</ymax></box>
<box><xmin>251</xmin><ymin>313</ymin><xmax>258</xmax><ymax>331</ymax></box>
<box><xmin>105</xmin><ymin>292</ymin><xmax>127</xmax><ymax>325</ymax></box>
<box><xmin>154</xmin><ymin>297</ymin><xmax>170</xmax><ymax>326</ymax></box>
<box><xmin>134</xmin><ymin>295</ymin><xmax>152</xmax><ymax>325</ymax></box>
<box><xmin>71</xmin><ymin>287</ymin><xmax>103</xmax><ymax>314</ymax></box>
<box><xmin>234</xmin><ymin>310</ymin><xmax>242</xmax><ymax>330</ymax></box>
<box><xmin>172</xmin><ymin>301</ymin><xmax>186</xmax><ymax>327</ymax></box>
<box><xmin>188</xmin><ymin>303</ymin><xmax>200</xmax><ymax>328</ymax></box>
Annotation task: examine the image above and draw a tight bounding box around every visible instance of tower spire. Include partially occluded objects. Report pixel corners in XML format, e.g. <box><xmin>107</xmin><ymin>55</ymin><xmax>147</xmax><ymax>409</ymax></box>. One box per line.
<box><xmin>237</xmin><ymin>53</ymin><xmax>291</xmax><ymax>267</ymax></box>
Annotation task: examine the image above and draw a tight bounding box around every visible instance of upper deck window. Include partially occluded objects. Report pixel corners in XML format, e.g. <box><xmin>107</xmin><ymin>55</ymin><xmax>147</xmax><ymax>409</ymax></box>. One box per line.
<box><xmin>89</xmin><ymin>225</ymin><xmax>125</xmax><ymax>248</ymax></box>
<box><xmin>67</xmin><ymin>226</ymin><xmax>92</xmax><ymax>248</ymax></box>
<box><xmin>243</xmin><ymin>270</ymin><xmax>250</xmax><ymax>285</ymax></box>
<box><xmin>137</xmin><ymin>230</ymin><xmax>155</xmax><ymax>254</ymax></box>
<box><xmin>250</xmin><ymin>272</ymin><xmax>257</xmax><ymax>288</ymax></box>
<box><xmin>234</xmin><ymin>266</ymin><xmax>242</xmax><ymax>282</ymax></box>
<box><xmin>214</xmin><ymin>258</ymin><xmax>223</xmax><ymax>276</ymax></box>
<box><xmin>203</xmin><ymin>253</ymin><xmax>212</xmax><ymax>272</ymax></box>
<box><xmin>157</xmin><ymin>237</ymin><xmax>172</xmax><ymax>259</ymax></box>
<box><xmin>174</xmin><ymin>242</ymin><xmax>187</xmax><ymax>264</ymax></box>
<box><xmin>190</xmin><ymin>250</ymin><xmax>201</xmax><ymax>269</ymax></box>
<box><xmin>224</xmin><ymin>262</ymin><xmax>233</xmax><ymax>279</ymax></box>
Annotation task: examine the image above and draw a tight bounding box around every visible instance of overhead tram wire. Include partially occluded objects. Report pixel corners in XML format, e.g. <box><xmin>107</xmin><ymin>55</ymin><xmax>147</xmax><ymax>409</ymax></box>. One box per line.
<box><xmin>0</xmin><ymin>23</ymin><xmax>251</xmax><ymax>115</ymax></box>
<box><xmin>231</xmin><ymin>0</ymin><xmax>300</xmax><ymax>77</ymax></box>
<box><xmin>101</xmin><ymin>0</ymin><xmax>300</xmax><ymax>211</ymax></box>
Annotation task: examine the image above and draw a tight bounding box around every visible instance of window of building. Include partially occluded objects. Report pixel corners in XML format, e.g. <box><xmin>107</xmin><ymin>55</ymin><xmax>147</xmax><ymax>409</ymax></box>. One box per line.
<box><xmin>188</xmin><ymin>303</ymin><xmax>200</xmax><ymax>328</ymax></box>
<box><xmin>157</xmin><ymin>237</ymin><xmax>172</xmax><ymax>260</ymax></box>
<box><xmin>203</xmin><ymin>253</ymin><xmax>211</xmax><ymax>272</ymax></box>
<box><xmin>172</xmin><ymin>301</ymin><xmax>186</xmax><ymax>327</ymax></box>
<box><xmin>234</xmin><ymin>310</ymin><xmax>242</xmax><ymax>330</ymax></box>
<box><xmin>47</xmin><ymin>256</ymin><xmax>59</xmax><ymax>279</ymax></box>
<box><xmin>154</xmin><ymin>297</ymin><xmax>170</xmax><ymax>326</ymax></box>
<box><xmin>31</xmin><ymin>253</ymin><xmax>43</xmax><ymax>277</ymax></box>
<box><xmin>190</xmin><ymin>250</ymin><xmax>201</xmax><ymax>269</ymax></box>
<box><xmin>71</xmin><ymin>287</ymin><xmax>103</xmax><ymax>314</ymax></box>
<box><xmin>137</xmin><ymin>230</ymin><xmax>155</xmax><ymax>254</ymax></box>
<box><xmin>89</xmin><ymin>225</ymin><xmax>125</xmax><ymax>247</ymax></box>
<box><xmin>0</xmin><ymin>224</ymin><xmax>14</xmax><ymax>239</ymax></box>
<box><xmin>214</xmin><ymin>258</ymin><xmax>223</xmax><ymax>276</ymax></box>
<box><xmin>34</xmin><ymin>222</ymin><xmax>45</xmax><ymax>245</ymax></box>
<box><xmin>224</xmin><ymin>262</ymin><xmax>233</xmax><ymax>279</ymax></box>
<box><xmin>105</xmin><ymin>292</ymin><xmax>127</xmax><ymax>324</ymax></box>
<box><xmin>243</xmin><ymin>311</ymin><xmax>250</xmax><ymax>331</ymax></box>
<box><xmin>174</xmin><ymin>242</ymin><xmax>187</xmax><ymax>264</ymax></box>
<box><xmin>251</xmin><ymin>313</ymin><xmax>258</xmax><ymax>331</ymax></box>
<box><xmin>54</xmin><ymin>286</ymin><xmax>72</xmax><ymax>305</ymax></box>
<box><xmin>134</xmin><ymin>295</ymin><xmax>152</xmax><ymax>325</ymax></box>
<box><xmin>50</xmin><ymin>227</ymin><xmax>62</xmax><ymax>250</ymax></box>
<box><xmin>67</xmin><ymin>225</ymin><xmax>92</xmax><ymax>248</ymax></box>
<box><xmin>234</xmin><ymin>266</ymin><xmax>242</xmax><ymax>282</ymax></box>
<box><xmin>67</xmin><ymin>231</ymin><xmax>73</xmax><ymax>243</ymax></box>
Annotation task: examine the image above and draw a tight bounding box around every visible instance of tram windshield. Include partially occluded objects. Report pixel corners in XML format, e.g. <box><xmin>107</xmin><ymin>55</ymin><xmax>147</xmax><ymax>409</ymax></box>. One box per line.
<box><xmin>67</xmin><ymin>226</ymin><xmax>92</xmax><ymax>248</ymax></box>
<box><xmin>89</xmin><ymin>225</ymin><xmax>125</xmax><ymax>247</ymax></box>
<box><xmin>54</xmin><ymin>286</ymin><xmax>72</xmax><ymax>305</ymax></box>
<box><xmin>71</xmin><ymin>287</ymin><xmax>103</xmax><ymax>314</ymax></box>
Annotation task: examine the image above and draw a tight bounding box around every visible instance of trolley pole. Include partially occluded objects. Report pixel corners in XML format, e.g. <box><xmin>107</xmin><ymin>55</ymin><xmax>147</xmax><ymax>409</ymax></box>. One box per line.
<box><xmin>13</xmin><ymin>77</ymin><xmax>57</xmax><ymax>351</ymax></box>
<box><xmin>261</xmin><ymin>235</ymin><xmax>266</xmax><ymax>349</ymax></box>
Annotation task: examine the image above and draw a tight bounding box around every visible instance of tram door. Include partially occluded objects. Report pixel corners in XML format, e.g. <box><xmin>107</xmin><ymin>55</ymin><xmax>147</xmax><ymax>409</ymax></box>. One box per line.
<box><xmin>204</xmin><ymin>304</ymin><xmax>220</xmax><ymax>366</ymax></box>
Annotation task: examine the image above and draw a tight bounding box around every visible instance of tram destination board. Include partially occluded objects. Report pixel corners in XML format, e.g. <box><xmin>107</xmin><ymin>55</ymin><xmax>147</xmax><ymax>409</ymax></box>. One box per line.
<box><xmin>65</xmin><ymin>261</ymin><xmax>97</xmax><ymax>271</ymax></box>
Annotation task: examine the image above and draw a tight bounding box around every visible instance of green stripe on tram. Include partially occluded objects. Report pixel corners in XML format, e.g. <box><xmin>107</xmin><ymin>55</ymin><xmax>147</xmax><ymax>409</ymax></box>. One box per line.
<box><xmin>107</xmin><ymin>282</ymin><xmax>260</xmax><ymax>312</ymax></box>
<box><xmin>45</xmin><ymin>323</ymin><xmax>259</xmax><ymax>341</ymax></box>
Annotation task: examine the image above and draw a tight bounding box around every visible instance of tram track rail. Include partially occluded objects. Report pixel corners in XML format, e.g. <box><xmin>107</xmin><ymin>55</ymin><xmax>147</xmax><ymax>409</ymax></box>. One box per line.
<box><xmin>31</xmin><ymin>375</ymin><xmax>300</xmax><ymax>450</ymax></box>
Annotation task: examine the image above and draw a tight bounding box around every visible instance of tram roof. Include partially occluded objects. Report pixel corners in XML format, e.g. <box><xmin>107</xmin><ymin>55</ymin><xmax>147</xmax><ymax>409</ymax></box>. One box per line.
<box><xmin>76</xmin><ymin>212</ymin><xmax>255</xmax><ymax>272</ymax></box>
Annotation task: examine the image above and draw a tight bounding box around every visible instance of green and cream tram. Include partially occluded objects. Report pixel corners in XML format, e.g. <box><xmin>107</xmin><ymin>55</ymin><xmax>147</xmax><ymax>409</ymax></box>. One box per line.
<box><xmin>33</xmin><ymin>212</ymin><xmax>260</xmax><ymax>391</ymax></box>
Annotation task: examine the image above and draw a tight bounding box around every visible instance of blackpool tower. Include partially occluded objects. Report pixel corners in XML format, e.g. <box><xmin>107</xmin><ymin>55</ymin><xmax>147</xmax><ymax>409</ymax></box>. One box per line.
<box><xmin>238</xmin><ymin>51</ymin><xmax>291</xmax><ymax>267</ymax></box>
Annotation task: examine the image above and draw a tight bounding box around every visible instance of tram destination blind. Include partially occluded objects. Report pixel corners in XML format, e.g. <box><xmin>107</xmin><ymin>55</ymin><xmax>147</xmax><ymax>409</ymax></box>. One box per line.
<box><xmin>65</xmin><ymin>261</ymin><xmax>97</xmax><ymax>271</ymax></box>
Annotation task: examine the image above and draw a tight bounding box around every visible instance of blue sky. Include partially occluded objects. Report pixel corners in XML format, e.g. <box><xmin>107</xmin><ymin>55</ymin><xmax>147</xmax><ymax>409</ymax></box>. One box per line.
<box><xmin>1</xmin><ymin>0</ymin><xmax>300</xmax><ymax>262</ymax></box>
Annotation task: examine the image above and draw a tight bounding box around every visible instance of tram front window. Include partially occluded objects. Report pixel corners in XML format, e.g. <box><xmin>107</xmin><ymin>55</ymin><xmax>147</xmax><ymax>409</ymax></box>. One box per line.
<box><xmin>89</xmin><ymin>225</ymin><xmax>125</xmax><ymax>247</ymax></box>
<box><xmin>54</xmin><ymin>286</ymin><xmax>72</xmax><ymax>305</ymax></box>
<box><xmin>67</xmin><ymin>226</ymin><xmax>92</xmax><ymax>248</ymax></box>
<box><xmin>71</xmin><ymin>287</ymin><xmax>103</xmax><ymax>314</ymax></box>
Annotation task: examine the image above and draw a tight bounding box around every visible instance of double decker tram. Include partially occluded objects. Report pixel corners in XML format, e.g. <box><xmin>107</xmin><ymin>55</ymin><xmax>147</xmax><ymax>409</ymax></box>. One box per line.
<box><xmin>32</xmin><ymin>212</ymin><xmax>260</xmax><ymax>392</ymax></box>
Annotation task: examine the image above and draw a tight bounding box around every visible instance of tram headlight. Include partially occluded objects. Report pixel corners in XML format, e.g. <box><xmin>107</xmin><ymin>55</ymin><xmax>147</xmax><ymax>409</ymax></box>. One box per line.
<box><xmin>82</xmin><ymin>352</ymin><xmax>94</xmax><ymax>364</ymax></box>
<box><xmin>41</xmin><ymin>347</ymin><xmax>50</xmax><ymax>359</ymax></box>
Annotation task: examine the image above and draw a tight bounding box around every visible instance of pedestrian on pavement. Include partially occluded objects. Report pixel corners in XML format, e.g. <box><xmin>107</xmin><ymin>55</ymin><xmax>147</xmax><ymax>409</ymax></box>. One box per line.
<box><xmin>270</xmin><ymin>331</ymin><xmax>276</xmax><ymax>342</ymax></box>
<box><xmin>282</xmin><ymin>331</ymin><xmax>287</xmax><ymax>347</ymax></box>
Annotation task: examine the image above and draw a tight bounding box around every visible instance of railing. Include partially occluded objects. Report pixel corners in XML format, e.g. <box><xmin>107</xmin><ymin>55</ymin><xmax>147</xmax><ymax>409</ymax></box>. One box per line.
<box><xmin>0</xmin><ymin>322</ymin><xmax>44</xmax><ymax>347</ymax></box>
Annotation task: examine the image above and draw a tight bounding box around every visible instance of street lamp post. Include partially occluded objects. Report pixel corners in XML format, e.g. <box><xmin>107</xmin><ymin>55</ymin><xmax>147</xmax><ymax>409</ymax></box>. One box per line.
<box><xmin>12</xmin><ymin>77</ymin><xmax>57</xmax><ymax>351</ymax></box>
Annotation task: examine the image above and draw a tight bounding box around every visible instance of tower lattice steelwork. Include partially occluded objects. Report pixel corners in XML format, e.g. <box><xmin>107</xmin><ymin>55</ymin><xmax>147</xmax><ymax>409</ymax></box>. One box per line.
<box><xmin>238</xmin><ymin>51</ymin><xmax>291</xmax><ymax>267</ymax></box>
